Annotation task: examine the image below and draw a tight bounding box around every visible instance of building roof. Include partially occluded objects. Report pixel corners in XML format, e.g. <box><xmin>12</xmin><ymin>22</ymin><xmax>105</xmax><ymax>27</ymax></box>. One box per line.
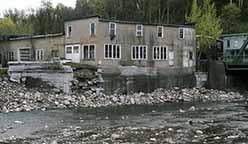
<box><xmin>221</xmin><ymin>33</ymin><xmax>248</xmax><ymax>38</ymax></box>
<box><xmin>65</xmin><ymin>15</ymin><xmax>195</xmax><ymax>28</ymax></box>
<box><xmin>9</xmin><ymin>33</ymin><xmax>64</xmax><ymax>41</ymax></box>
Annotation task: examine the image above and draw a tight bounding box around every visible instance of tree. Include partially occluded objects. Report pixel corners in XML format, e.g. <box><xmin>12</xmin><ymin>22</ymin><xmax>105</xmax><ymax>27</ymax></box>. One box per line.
<box><xmin>186</xmin><ymin>0</ymin><xmax>222</xmax><ymax>49</ymax></box>
<box><xmin>0</xmin><ymin>17</ymin><xmax>17</xmax><ymax>35</ymax></box>
<box><xmin>221</xmin><ymin>4</ymin><xmax>241</xmax><ymax>34</ymax></box>
<box><xmin>186</xmin><ymin>0</ymin><xmax>222</xmax><ymax>71</ymax></box>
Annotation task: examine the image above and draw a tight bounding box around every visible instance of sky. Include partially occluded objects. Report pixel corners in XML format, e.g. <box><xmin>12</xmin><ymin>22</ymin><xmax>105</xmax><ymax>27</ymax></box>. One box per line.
<box><xmin>0</xmin><ymin>0</ymin><xmax>76</xmax><ymax>17</ymax></box>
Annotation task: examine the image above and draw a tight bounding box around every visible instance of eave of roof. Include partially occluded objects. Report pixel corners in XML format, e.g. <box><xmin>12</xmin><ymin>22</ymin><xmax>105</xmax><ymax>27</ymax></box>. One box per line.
<box><xmin>99</xmin><ymin>19</ymin><xmax>194</xmax><ymax>28</ymax></box>
<box><xmin>9</xmin><ymin>33</ymin><xmax>64</xmax><ymax>41</ymax></box>
<box><xmin>221</xmin><ymin>33</ymin><xmax>248</xmax><ymax>38</ymax></box>
<box><xmin>64</xmin><ymin>15</ymin><xmax>195</xmax><ymax>28</ymax></box>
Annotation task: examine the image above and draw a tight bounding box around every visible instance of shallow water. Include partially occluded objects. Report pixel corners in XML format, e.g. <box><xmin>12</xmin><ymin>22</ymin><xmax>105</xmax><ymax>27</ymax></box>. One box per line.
<box><xmin>1</xmin><ymin>102</ymin><xmax>248</xmax><ymax>143</ymax></box>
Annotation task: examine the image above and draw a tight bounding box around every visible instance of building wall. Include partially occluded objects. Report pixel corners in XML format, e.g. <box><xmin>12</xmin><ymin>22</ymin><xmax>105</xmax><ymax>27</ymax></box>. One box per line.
<box><xmin>2</xmin><ymin>35</ymin><xmax>65</xmax><ymax>62</ymax></box>
<box><xmin>64</xmin><ymin>17</ymin><xmax>196</xmax><ymax>74</ymax></box>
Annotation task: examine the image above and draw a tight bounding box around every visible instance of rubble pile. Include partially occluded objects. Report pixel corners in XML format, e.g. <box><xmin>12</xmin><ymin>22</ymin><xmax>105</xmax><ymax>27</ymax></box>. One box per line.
<box><xmin>0</xmin><ymin>78</ymin><xmax>244</xmax><ymax>113</ymax></box>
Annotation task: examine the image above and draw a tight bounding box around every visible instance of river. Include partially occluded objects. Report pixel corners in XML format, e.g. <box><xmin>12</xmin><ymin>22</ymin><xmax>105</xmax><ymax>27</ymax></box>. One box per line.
<box><xmin>1</xmin><ymin>101</ymin><xmax>248</xmax><ymax>143</ymax></box>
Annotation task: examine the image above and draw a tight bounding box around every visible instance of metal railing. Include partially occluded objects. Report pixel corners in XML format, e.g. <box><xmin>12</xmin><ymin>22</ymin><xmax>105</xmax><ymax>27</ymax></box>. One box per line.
<box><xmin>223</xmin><ymin>55</ymin><xmax>248</xmax><ymax>64</ymax></box>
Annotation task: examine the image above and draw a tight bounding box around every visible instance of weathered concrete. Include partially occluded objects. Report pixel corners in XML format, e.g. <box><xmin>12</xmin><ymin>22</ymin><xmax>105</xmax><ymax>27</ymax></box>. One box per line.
<box><xmin>103</xmin><ymin>71</ymin><xmax>196</xmax><ymax>95</ymax></box>
<box><xmin>195</xmin><ymin>72</ymin><xmax>208</xmax><ymax>88</ymax></box>
<box><xmin>8</xmin><ymin>61</ymin><xmax>73</xmax><ymax>93</ymax></box>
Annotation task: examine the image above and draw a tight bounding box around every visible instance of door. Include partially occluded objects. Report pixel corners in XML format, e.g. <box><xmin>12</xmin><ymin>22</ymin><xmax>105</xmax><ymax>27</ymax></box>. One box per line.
<box><xmin>65</xmin><ymin>45</ymin><xmax>80</xmax><ymax>63</ymax></box>
<box><xmin>183</xmin><ymin>49</ymin><xmax>189</xmax><ymax>67</ymax></box>
<box><xmin>169</xmin><ymin>50</ymin><xmax>174</xmax><ymax>66</ymax></box>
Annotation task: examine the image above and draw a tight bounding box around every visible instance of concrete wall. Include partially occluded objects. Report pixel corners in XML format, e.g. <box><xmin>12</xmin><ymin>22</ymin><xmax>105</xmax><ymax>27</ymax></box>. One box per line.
<box><xmin>8</xmin><ymin>61</ymin><xmax>73</xmax><ymax>93</ymax></box>
<box><xmin>103</xmin><ymin>73</ymin><xmax>196</xmax><ymax>95</ymax></box>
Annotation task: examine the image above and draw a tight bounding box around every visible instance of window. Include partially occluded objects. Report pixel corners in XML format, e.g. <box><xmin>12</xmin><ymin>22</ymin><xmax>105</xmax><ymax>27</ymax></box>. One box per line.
<box><xmin>179</xmin><ymin>28</ymin><xmax>184</xmax><ymax>39</ymax></box>
<box><xmin>131</xmin><ymin>45</ymin><xmax>147</xmax><ymax>60</ymax></box>
<box><xmin>51</xmin><ymin>50</ymin><xmax>59</xmax><ymax>57</ymax></box>
<box><xmin>66</xmin><ymin>46</ymin><xmax>72</xmax><ymax>54</ymax></box>
<box><xmin>19</xmin><ymin>48</ymin><xmax>31</xmax><ymax>61</ymax></box>
<box><xmin>66</xmin><ymin>25</ymin><xmax>72</xmax><ymax>38</ymax></box>
<box><xmin>104</xmin><ymin>44</ymin><xmax>121</xmax><ymax>59</ymax></box>
<box><xmin>90</xmin><ymin>23</ymin><xmax>96</xmax><ymax>35</ymax></box>
<box><xmin>189</xmin><ymin>51</ymin><xmax>193</xmax><ymax>60</ymax></box>
<box><xmin>8</xmin><ymin>51</ymin><xmax>14</xmax><ymax>61</ymax></box>
<box><xmin>35</xmin><ymin>49</ymin><xmax>44</xmax><ymax>61</ymax></box>
<box><xmin>157</xmin><ymin>26</ymin><xmax>164</xmax><ymax>38</ymax></box>
<box><xmin>73</xmin><ymin>46</ymin><xmax>79</xmax><ymax>54</ymax></box>
<box><xmin>234</xmin><ymin>40</ymin><xmax>238</xmax><ymax>48</ymax></box>
<box><xmin>136</xmin><ymin>25</ymin><xmax>144</xmax><ymax>36</ymax></box>
<box><xmin>83</xmin><ymin>44</ymin><xmax>95</xmax><ymax>60</ymax></box>
<box><xmin>153</xmin><ymin>46</ymin><xmax>167</xmax><ymax>60</ymax></box>
<box><xmin>227</xmin><ymin>40</ymin><xmax>230</xmax><ymax>48</ymax></box>
<box><xmin>109</xmin><ymin>22</ymin><xmax>116</xmax><ymax>36</ymax></box>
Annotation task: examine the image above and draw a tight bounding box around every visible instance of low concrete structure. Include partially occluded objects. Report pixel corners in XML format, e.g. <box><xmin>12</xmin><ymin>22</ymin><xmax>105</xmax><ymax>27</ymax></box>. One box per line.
<box><xmin>8</xmin><ymin>61</ymin><xmax>73</xmax><ymax>93</ymax></box>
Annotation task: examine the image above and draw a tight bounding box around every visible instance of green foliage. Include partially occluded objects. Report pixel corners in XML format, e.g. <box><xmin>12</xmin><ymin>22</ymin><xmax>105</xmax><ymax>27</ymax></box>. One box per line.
<box><xmin>1</xmin><ymin>0</ymin><xmax>248</xmax><ymax>36</ymax></box>
<box><xmin>0</xmin><ymin>68</ymin><xmax>8</xmax><ymax>76</ymax></box>
<box><xmin>186</xmin><ymin>0</ymin><xmax>222</xmax><ymax>49</ymax></box>
<box><xmin>0</xmin><ymin>17</ymin><xmax>17</xmax><ymax>35</ymax></box>
<box><xmin>221</xmin><ymin>4</ymin><xmax>241</xmax><ymax>34</ymax></box>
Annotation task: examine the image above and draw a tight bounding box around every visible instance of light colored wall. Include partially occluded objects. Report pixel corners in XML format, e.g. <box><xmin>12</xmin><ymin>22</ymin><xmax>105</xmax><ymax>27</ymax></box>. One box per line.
<box><xmin>97</xmin><ymin>21</ymin><xmax>196</xmax><ymax>69</ymax></box>
<box><xmin>64</xmin><ymin>17</ymin><xmax>196</xmax><ymax>71</ymax></box>
<box><xmin>6</xmin><ymin>35</ymin><xmax>65</xmax><ymax>61</ymax></box>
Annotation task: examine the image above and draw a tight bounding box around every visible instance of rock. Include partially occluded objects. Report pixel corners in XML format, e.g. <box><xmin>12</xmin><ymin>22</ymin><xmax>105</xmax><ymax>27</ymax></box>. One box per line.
<box><xmin>111</xmin><ymin>134</ymin><xmax>121</xmax><ymax>140</ymax></box>
<box><xmin>150</xmin><ymin>138</ymin><xmax>156</xmax><ymax>142</ymax></box>
<box><xmin>227</xmin><ymin>135</ymin><xmax>239</xmax><ymax>139</ymax></box>
<box><xmin>51</xmin><ymin>140</ymin><xmax>58</xmax><ymax>144</ymax></box>
<box><xmin>196</xmin><ymin>130</ymin><xmax>203</xmax><ymax>135</ymax></box>
<box><xmin>179</xmin><ymin>109</ymin><xmax>185</xmax><ymax>113</ymax></box>
<box><xmin>112</xmin><ymin>96</ymin><xmax>119</xmax><ymax>103</ymax></box>
<box><xmin>214</xmin><ymin>136</ymin><xmax>221</xmax><ymax>140</ymax></box>
<box><xmin>168</xmin><ymin>128</ymin><xmax>174</xmax><ymax>132</ymax></box>
<box><xmin>189</xmin><ymin>106</ymin><xmax>196</xmax><ymax>111</ymax></box>
<box><xmin>14</xmin><ymin>120</ymin><xmax>24</xmax><ymax>124</ymax></box>
<box><xmin>41</xmin><ymin>108</ymin><xmax>46</xmax><ymax>111</ymax></box>
<box><xmin>130</xmin><ymin>98</ymin><xmax>135</xmax><ymax>104</ymax></box>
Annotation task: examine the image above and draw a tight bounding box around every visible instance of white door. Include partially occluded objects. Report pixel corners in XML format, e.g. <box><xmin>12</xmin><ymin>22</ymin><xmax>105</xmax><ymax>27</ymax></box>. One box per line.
<box><xmin>65</xmin><ymin>45</ymin><xmax>80</xmax><ymax>63</ymax></box>
<box><xmin>169</xmin><ymin>50</ymin><xmax>174</xmax><ymax>66</ymax></box>
<box><xmin>183</xmin><ymin>50</ymin><xmax>189</xmax><ymax>67</ymax></box>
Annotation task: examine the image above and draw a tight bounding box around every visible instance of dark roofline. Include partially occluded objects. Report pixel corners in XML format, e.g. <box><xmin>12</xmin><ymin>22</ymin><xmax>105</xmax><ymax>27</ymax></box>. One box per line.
<box><xmin>221</xmin><ymin>33</ymin><xmax>248</xmax><ymax>38</ymax></box>
<box><xmin>99</xmin><ymin>19</ymin><xmax>194</xmax><ymax>28</ymax></box>
<box><xmin>64</xmin><ymin>15</ymin><xmax>100</xmax><ymax>22</ymax></box>
<box><xmin>64</xmin><ymin>15</ymin><xmax>195</xmax><ymax>28</ymax></box>
<box><xmin>9</xmin><ymin>33</ymin><xmax>64</xmax><ymax>41</ymax></box>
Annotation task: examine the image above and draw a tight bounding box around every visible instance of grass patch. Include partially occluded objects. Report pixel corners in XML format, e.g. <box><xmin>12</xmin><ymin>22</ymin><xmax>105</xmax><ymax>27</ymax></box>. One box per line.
<box><xmin>0</xmin><ymin>68</ymin><xmax>8</xmax><ymax>76</ymax></box>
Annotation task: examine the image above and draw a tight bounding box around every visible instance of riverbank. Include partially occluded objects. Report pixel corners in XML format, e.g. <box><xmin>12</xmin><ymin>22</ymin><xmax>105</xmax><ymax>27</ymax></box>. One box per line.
<box><xmin>0</xmin><ymin>78</ymin><xmax>245</xmax><ymax>113</ymax></box>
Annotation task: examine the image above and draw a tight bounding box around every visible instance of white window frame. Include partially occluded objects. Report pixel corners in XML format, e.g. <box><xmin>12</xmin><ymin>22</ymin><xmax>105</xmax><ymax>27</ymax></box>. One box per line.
<box><xmin>82</xmin><ymin>44</ymin><xmax>96</xmax><ymax>60</ymax></box>
<box><xmin>152</xmin><ymin>46</ymin><xmax>168</xmax><ymax>60</ymax></box>
<box><xmin>73</xmin><ymin>45</ymin><xmax>80</xmax><ymax>54</ymax></box>
<box><xmin>66</xmin><ymin>25</ymin><xmax>72</xmax><ymax>38</ymax></box>
<box><xmin>136</xmin><ymin>24</ymin><xmax>144</xmax><ymax>37</ymax></box>
<box><xmin>89</xmin><ymin>22</ymin><xmax>96</xmax><ymax>36</ymax></box>
<box><xmin>157</xmin><ymin>26</ymin><xmax>164</xmax><ymax>38</ymax></box>
<box><xmin>8</xmin><ymin>51</ymin><xmax>14</xmax><ymax>61</ymax></box>
<box><xmin>65</xmin><ymin>45</ymin><xmax>73</xmax><ymax>54</ymax></box>
<box><xmin>178</xmin><ymin>28</ymin><xmax>184</xmax><ymax>39</ymax></box>
<box><xmin>104</xmin><ymin>44</ymin><xmax>121</xmax><ymax>59</ymax></box>
<box><xmin>109</xmin><ymin>22</ymin><xmax>117</xmax><ymax>35</ymax></box>
<box><xmin>18</xmin><ymin>47</ymin><xmax>31</xmax><ymax>61</ymax></box>
<box><xmin>35</xmin><ymin>48</ymin><xmax>44</xmax><ymax>61</ymax></box>
<box><xmin>131</xmin><ymin>45</ymin><xmax>148</xmax><ymax>60</ymax></box>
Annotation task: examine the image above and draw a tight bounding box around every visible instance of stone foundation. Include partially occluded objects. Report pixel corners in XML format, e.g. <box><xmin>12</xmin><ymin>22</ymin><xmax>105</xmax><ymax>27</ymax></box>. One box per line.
<box><xmin>8</xmin><ymin>61</ymin><xmax>73</xmax><ymax>93</ymax></box>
